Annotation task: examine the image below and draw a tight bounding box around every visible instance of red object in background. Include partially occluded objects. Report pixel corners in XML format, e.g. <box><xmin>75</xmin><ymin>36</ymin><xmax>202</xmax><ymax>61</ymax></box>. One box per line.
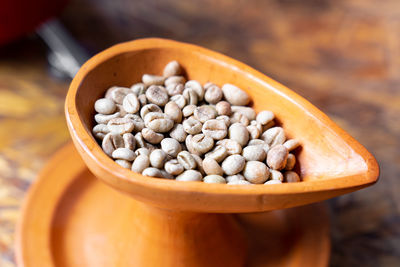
<box><xmin>0</xmin><ymin>0</ymin><xmax>68</xmax><ymax>45</ymax></box>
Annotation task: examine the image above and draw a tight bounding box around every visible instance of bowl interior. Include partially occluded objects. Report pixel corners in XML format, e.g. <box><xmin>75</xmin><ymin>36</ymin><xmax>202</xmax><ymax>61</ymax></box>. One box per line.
<box><xmin>66</xmin><ymin>38</ymin><xmax>378</xmax><ymax>212</ymax></box>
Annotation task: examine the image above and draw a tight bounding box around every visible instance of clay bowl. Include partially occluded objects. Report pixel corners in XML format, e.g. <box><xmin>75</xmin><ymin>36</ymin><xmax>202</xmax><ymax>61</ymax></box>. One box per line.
<box><xmin>65</xmin><ymin>38</ymin><xmax>379</xmax><ymax>266</ymax></box>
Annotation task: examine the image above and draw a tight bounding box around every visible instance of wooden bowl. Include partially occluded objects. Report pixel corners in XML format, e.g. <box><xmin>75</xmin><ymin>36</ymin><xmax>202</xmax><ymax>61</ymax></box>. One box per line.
<box><xmin>65</xmin><ymin>38</ymin><xmax>379</xmax><ymax>266</ymax></box>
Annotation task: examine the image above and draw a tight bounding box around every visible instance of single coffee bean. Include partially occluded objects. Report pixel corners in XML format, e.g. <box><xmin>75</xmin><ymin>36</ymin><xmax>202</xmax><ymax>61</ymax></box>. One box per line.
<box><xmin>205</xmin><ymin>145</ymin><xmax>228</xmax><ymax>163</ymax></box>
<box><xmin>169</xmin><ymin>124</ymin><xmax>187</xmax><ymax>142</ymax></box>
<box><xmin>102</xmin><ymin>133</ymin><xmax>124</xmax><ymax>156</ymax></box>
<box><xmin>221</xmin><ymin>155</ymin><xmax>245</xmax><ymax>175</ymax></box>
<box><xmin>270</xmin><ymin>169</ymin><xmax>283</xmax><ymax>181</ymax></box>
<box><xmin>216</xmin><ymin>115</ymin><xmax>231</xmax><ymax>127</ymax></box>
<box><xmin>112</xmin><ymin>148</ymin><xmax>136</xmax><ymax>161</ymax></box>
<box><xmin>95</xmin><ymin>112</ymin><xmax>120</xmax><ymax>124</ymax></box>
<box><xmin>216</xmin><ymin>139</ymin><xmax>242</xmax><ymax>155</ymax></box>
<box><xmin>191</xmin><ymin>134</ymin><xmax>214</xmax><ymax>154</ymax></box>
<box><xmin>177</xmin><ymin>151</ymin><xmax>197</xmax><ymax>170</ymax></box>
<box><xmin>166</xmin><ymin>83</ymin><xmax>184</xmax><ymax>96</ymax></box>
<box><xmin>122</xmin><ymin>93</ymin><xmax>140</xmax><ymax>114</ymax></box>
<box><xmin>130</xmin><ymin>83</ymin><xmax>146</xmax><ymax>96</ymax></box>
<box><xmin>230</xmin><ymin>112</ymin><xmax>249</xmax><ymax>126</ymax></box>
<box><xmin>142</xmin><ymin>74</ymin><xmax>165</xmax><ymax>86</ymax></box>
<box><xmin>115</xmin><ymin>159</ymin><xmax>132</xmax><ymax>169</ymax></box>
<box><xmin>243</xmin><ymin>161</ymin><xmax>270</xmax><ymax>184</ymax></box>
<box><xmin>164</xmin><ymin>101</ymin><xmax>182</xmax><ymax>123</ymax></box>
<box><xmin>266</xmin><ymin>145</ymin><xmax>288</xmax><ymax>170</ymax></box>
<box><xmin>149</xmin><ymin>149</ymin><xmax>167</xmax><ymax>169</ymax></box>
<box><xmin>256</xmin><ymin>111</ymin><xmax>275</xmax><ymax>125</ymax></box>
<box><xmin>191</xmin><ymin>154</ymin><xmax>205</xmax><ymax>175</ymax></box>
<box><xmin>176</xmin><ymin>170</ymin><xmax>203</xmax><ymax>181</ymax></box>
<box><xmin>262</xmin><ymin>127</ymin><xmax>285</xmax><ymax>147</ymax></box>
<box><xmin>144</xmin><ymin>112</ymin><xmax>174</xmax><ymax>133</ymax></box>
<box><xmin>164</xmin><ymin>159</ymin><xmax>184</xmax><ymax>175</ymax></box>
<box><xmin>142</xmin><ymin>128</ymin><xmax>164</xmax><ymax>144</ymax></box>
<box><xmin>185</xmin><ymin>80</ymin><xmax>204</xmax><ymax>101</ymax></box>
<box><xmin>170</xmin><ymin>94</ymin><xmax>186</xmax><ymax>109</ymax></box>
<box><xmin>131</xmin><ymin>155</ymin><xmax>150</xmax><ymax>173</ymax></box>
<box><xmin>202</xmin><ymin>157</ymin><xmax>223</xmax><ymax>176</ymax></box>
<box><xmin>231</xmin><ymin>106</ymin><xmax>256</xmax><ymax>120</ymax></box>
<box><xmin>182</xmin><ymin>104</ymin><xmax>196</xmax><ymax>117</ymax></box>
<box><xmin>107</xmin><ymin>117</ymin><xmax>135</xmax><ymax>134</ymax></box>
<box><xmin>161</xmin><ymin>138</ymin><xmax>182</xmax><ymax>157</ymax></box>
<box><xmin>183</xmin><ymin>117</ymin><xmax>203</xmax><ymax>135</ymax></box>
<box><xmin>95</xmin><ymin>98</ymin><xmax>116</xmax><ymax>115</ymax></box>
<box><xmin>215</xmin><ymin>101</ymin><xmax>232</xmax><ymax>116</ymax></box>
<box><xmin>134</xmin><ymin>132</ymin><xmax>147</xmax><ymax>148</ymax></box>
<box><xmin>93</xmin><ymin>124</ymin><xmax>110</xmax><ymax>140</ymax></box>
<box><xmin>229</xmin><ymin>123</ymin><xmax>249</xmax><ymax>146</ymax></box>
<box><xmin>283</xmin><ymin>139</ymin><xmax>300</xmax><ymax>151</ymax></box>
<box><xmin>222</xmin><ymin>83</ymin><xmax>250</xmax><ymax>106</ymax></box>
<box><xmin>142</xmin><ymin>167</ymin><xmax>164</xmax><ymax>178</ymax></box>
<box><xmin>140</xmin><ymin>104</ymin><xmax>162</xmax><ymax>119</ymax></box>
<box><xmin>105</xmin><ymin>86</ymin><xmax>132</xmax><ymax>104</ymax></box>
<box><xmin>135</xmin><ymin>147</ymin><xmax>150</xmax><ymax>157</ymax></box>
<box><xmin>146</xmin><ymin>85</ymin><xmax>169</xmax><ymax>106</ymax></box>
<box><xmin>284</xmin><ymin>153</ymin><xmax>296</xmax><ymax>170</ymax></box>
<box><xmin>194</xmin><ymin>105</ymin><xmax>217</xmax><ymax>123</ymax></box>
<box><xmin>163</xmin><ymin>60</ymin><xmax>182</xmax><ymax>77</ymax></box>
<box><xmin>284</xmin><ymin>171</ymin><xmax>300</xmax><ymax>183</ymax></box>
<box><xmin>247</xmin><ymin>124</ymin><xmax>261</xmax><ymax>139</ymax></box>
<box><xmin>203</xmin><ymin>175</ymin><xmax>226</xmax><ymax>184</ymax></box>
<box><xmin>183</xmin><ymin>88</ymin><xmax>198</xmax><ymax>105</ymax></box>
<box><xmin>123</xmin><ymin>133</ymin><xmax>136</xmax><ymax>150</ymax></box>
<box><xmin>164</xmin><ymin>76</ymin><xmax>186</xmax><ymax>87</ymax></box>
<box><xmin>202</xmin><ymin>119</ymin><xmax>227</xmax><ymax>140</ymax></box>
<box><xmin>242</xmin><ymin>145</ymin><xmax>266</xmax><ymax>161</ymax></box>
<box><xmin>204</xmin><ymin>84</ymin><xmax>223</xmax><ymax>104</ymax></box>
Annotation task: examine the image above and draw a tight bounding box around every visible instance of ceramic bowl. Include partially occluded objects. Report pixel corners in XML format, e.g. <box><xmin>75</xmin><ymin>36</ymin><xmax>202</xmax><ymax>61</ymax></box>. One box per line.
<box><xmin>65</xmin><ymin>38</ymin><xmax>379</xmax><ymax>213</ymax></box>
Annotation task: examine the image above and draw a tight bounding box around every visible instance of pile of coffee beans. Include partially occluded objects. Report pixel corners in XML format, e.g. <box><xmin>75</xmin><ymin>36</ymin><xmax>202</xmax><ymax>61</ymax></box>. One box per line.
<box><xmin>92</xmin><ymin>61</ymin><xmax>301</xmax><ymax>184</ymax></box>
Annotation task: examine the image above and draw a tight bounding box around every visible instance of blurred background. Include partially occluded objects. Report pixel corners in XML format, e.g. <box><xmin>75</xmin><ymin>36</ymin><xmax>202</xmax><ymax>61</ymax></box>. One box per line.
<box><xmin>0</xmin><ymin>0</ymin><xmax>399</xmax><ymax>266</ymax></box>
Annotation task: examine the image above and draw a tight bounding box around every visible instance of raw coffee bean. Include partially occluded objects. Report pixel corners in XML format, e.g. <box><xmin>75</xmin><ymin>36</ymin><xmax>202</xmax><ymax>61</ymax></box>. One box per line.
<box><xmin>284</xmin><ymin>171</ymin><xmax>300</xmax><ymax>183</ymax></box>
<box><xmin>145</xmin><ymin>85</ymin><xmax>169</xmax><ymax>106</ymax></box>
<box><xmin>142</xmin><ymin>74</ymin><xmax>165</xmax><ymax>86</ymax></box>
<box><xmin>163</xmin><ymin>60</ymin><xmax>182</xmax><ymax>77</ymax></box>
<box><xmin>230</xmin><ymin>112</ymin><xmax>249</xmax><ymax>126</ymax></box>
<box><xmin>176</xmin><ymin>170</ymin><xmax>203</xmax><ymax>181</ymax></box>
<box><xmin>124</xmin><ymin>114</ymin><xmax>145</xmax><ymax>131</ymax></box>
<box><xmin>138</xmin><ymin>94</ymin><xmax>147</xmax><ymax>106</ymax></box>
<box><xmin>185</xmin><ymin>135</ymin><xmax>197</xmax><ymax>155</ymax></box>
<box><xmin>169</xmin><ymin>124</ymin><xmax>187</xmax><ymax>142</ymax></box>
<box><xmin>164</xmin><ymin>101</ymin><xmax>182</xmax><ymax>123</ymax></box>
<box><xmin>182</xmin><ymin>104</ymin><xmax>196</xmax><ymax>117</ymax></box>
<box><xmin>183</xmin><ymin>117</ymin><xmax>203</xmax><ymax>135</ymax></box>
<box><xmin>142</xmin><ymin>128</ymin><xmax>164</xmax><ymax>144</ymax></box>
<box><xmin>161</xmin><ymin>138</ymin><xmax>182</xmax><ymax>157</ymax></box>
<box><xmin>270</xmin><ymin>169</ymin><xmax>283</xmax><ymax>181</ymax></box>
<box><xmin>182</xmin><ymin>88</ymin><xmax>198</xmax><ymax>106</ymax></box>
<box><xmin>205</xmin><ymin>145</ymin><xmax>228</xmax><ymax>163</ymax></box>
<box><xmin>203</xmin><ymin>175</ymin><xmax>226</xmax><ymax>184</ymax></box>
<box><xmin>105</xmin><ymin>86</ymin><xmax>132</xmax><ymax>104</ymax></box>
<box><xmin>130</xmin><ymin>83</ymin><xmax>146</xmax><ymax>96</ymax></box>
<box><xmin>122</xmin><ymin>93</ymin><xmax>140</xmax><ymax>114</ymax></box>
<box><xmin>266</xmin><ymin>145</ymin><xmax>288</xmax><ymax>170</ymax></box>
<box><xmin>202</xmin><ymin>157</ymin><xmax>223</xmax><ymax>176</ymax></box>
<box><xmin>284</xmin><ymin>153</ymin><xmax>296</xmax><ymax>171</ymax></box>
<box><xmin>221</xmin><ymin>155</ymin><xmax>245</xmax><ymax>175</ymax></box>
<box><xmin>229</xmin><ymin>123</ymin><xmax>249</xmax><ymax>146</ymax></box>
<box><xmin>142</xmin><ymin>167</ymin><xmax>164</xmax><ymax>178</ymax></box>
<box><xmin>134</xmin><ymin>132</ymin><xmax>147</xmax><ymax>148</ymax></box>
<box><xmin>102</xmin><ymin>133</ymin><xmax>124</xmax><ymax>156</ymax></box>
<box><xmin>191</xmin><ymin>134</ymin><xmax>214</xmax><ymax>154</ymax></box>
<box><xmin>256</xmin><ymin>111</ymin><xmax>275</xmax><ymax>125</ymax></box>
<box><xmin>247</xmin><ymin>124</ymin><xmax>261</xmax><ymax>140</ymax></box>
<box><xmin>283</xmin><ymin>139</ymin><xmax>300</xmax><ymax>151</ymax></box>
<box><xmin>262</xmin><ymin>127</ymin><xmax>286</xmax><ymax>147</ymax></box>
<box><xmin>177</xmin><ymin>151</ymin><xmax>197</xmax><ymax>170</ymax></box>
<box><xmin>164</xmin><ymin>76</ymin><xmax>186</xmax><ymax>87</ymax></box>
<box><xmin>204</xmin><ymin>84</ymin><xmax>223</xmax><ymax>104</ymax></box>
<box><xmin>123</xmin><ymin>133</ymin><xmax>136</xmax><ymax>150</ymax></box>
<box><xmin>216</xmin><ymin>115</ymin><xmax>231</xmax><ymax>127</ymax></box>
<box><xmin>135</xmin><ymin>147</ymin><xmax>150</xmax><ymax>157</ymax></box>
<box><xmin>144</xmin><ymin>112</ymin><xmax>174</xmax><ymax>133</ymax></box>
<box><xmin>264</xmin><ymin>180</ymin><xmax>282</xmax><ymax>184</ymax></box>
<box><xmin>221</xmin><ymin>83</ymin><xmax>250</xmax><ymax>106</ymax></box>
<box><xmin>107</xmin><ymin>117</ymin><xmax>135</xmax><ymax>134</ymax></box>
<box><xmin>215</xmin><ymin>101</ymin><xmax>232</xmax><ymax>116</ymax></box>
<box><xmin>231</xmin><ymin>106</ymin><xmax>256</xmax><ymax>121</ymax></box>
<box><xmin>131</xmin><ymin>155</ymin><xmax>150</xmax><ymax>173</ymax></box>
<box><xmin>166</xmin><ymin>83</ymin><xmax>184</xmax><ymax>96</ymax></box>
<box><xmin>164</xmin><ymin>159</ymin><xmax>184</xmax><ymax>175</ymax></box>
<box><xmin>170</xmin><ymin>94</ymin><xmax>186</xmax><ymax>109</ymax></box>
<box><xmin>216</xmin><ymin>139</ymin><xmax>242</xmax><ymax>155</ymax></box>
<box><xmin>226</xmin><ymin>174</ymin><xmax>245</xmax><ymax>183</ymax></box>
<box><xmin>140</xmin><ymin>104</ymin><xmax>162</xmax><ymax>119</ymax></box>
<box><xmin>202</xmin><ymin>119</ymin><xmax>228</xmax><ymax>140</ymax></box>
<box><xmin>191</xmin><ymin>154</ymin><xmax>205</xmax><ymax>175</ymax></box>
<box><xmin>115</xmin><ymin>159</ymin><xmax>132</xmax><ymax>169</ymax></box>
<box><xmin>194</xmin><ymin>105</ymin><xmax>217</xmax><ymax>123</ymax></box>
<box><xmin>185</xmin><ymin>80</ymin><xmax>204</xmax><ymax>101</ymax></box>
<box><xmin>112</xmin><ymin>148</ymin><xmax>136</xmax><ymax>161</ymax></box>
<box><xmin>243</xmin><ymin>161</ymin><xmax>270</xmax><ymax>184</ymax></box>
<box><xmin>242</xmin><ymin>145</ymin><xmax>266</xmax><ymax>161</ymax></box>
<box><xmin>95</xmin><ymin>98</ymin><xmax>116</xmax><ymax>115</ymax></box>
<box><xmin>149</xmin><ymin>149</ymin><xmax>167</xmax><ymax>169</ymax></box>
<box><xmin>95</xmin><ymin>112</ymin><xmax>120</xmax><ymax>124</ymax></box>
<box><xmin>93</xmin><ymin>124</ymin><xmax>110</xmax><ymax>140</ymax></box>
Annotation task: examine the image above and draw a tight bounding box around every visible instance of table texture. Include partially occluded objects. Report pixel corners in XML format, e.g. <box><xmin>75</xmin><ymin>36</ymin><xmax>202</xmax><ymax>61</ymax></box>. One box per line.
<box><xmin>0</xmin><ymin>0</ymin><xmax>399</xmax><ymax>266</ymax></box>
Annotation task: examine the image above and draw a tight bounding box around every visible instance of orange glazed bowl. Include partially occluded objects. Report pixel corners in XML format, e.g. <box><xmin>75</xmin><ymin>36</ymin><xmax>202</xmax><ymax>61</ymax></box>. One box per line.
<box><xmin>65</xmin><ymin>38</ymin><xmax>379</xmax><ymax>213</ymax></box>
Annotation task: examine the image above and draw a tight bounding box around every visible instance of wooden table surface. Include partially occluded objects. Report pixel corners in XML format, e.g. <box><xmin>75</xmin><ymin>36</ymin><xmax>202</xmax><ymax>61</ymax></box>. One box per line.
<box><xmin>0</xmin><ymin>0</ymin><xmax>399</xmax><ymax>266</ymax></box>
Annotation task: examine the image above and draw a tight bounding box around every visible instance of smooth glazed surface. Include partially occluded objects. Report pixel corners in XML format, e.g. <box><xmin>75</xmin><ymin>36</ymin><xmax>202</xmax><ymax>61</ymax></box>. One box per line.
<box><xmin>16</xmin><ymin>143</ymin><xmax>330</xmax><ymax>267</ymax></box>
<box><xmin>65</xmin><ymin>38</ymin><xmax>379</xmax><ymax>212</ymax></box>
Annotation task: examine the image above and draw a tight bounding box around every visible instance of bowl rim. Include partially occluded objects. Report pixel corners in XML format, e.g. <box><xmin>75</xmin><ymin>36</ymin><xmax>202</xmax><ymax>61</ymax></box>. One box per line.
<box><xmin>65</xmin><ymin>37</ymin><xmax>379</xmax><ymax>196</ymax></box>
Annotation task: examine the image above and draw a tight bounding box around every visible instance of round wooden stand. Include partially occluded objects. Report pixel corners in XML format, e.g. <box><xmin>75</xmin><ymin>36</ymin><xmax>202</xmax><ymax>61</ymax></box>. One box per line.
<box><xmin>16</xmin><ymin>143</ymin><xmax>330</xmax><ymax>267</ymax></box>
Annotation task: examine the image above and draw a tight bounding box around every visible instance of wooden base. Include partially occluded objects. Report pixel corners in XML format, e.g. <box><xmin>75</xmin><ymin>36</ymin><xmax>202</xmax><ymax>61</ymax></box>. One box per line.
<box><xmin>16</xmin><ymin>143</ymin><xmax>330</xmax><ymax>267</ymax></box>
